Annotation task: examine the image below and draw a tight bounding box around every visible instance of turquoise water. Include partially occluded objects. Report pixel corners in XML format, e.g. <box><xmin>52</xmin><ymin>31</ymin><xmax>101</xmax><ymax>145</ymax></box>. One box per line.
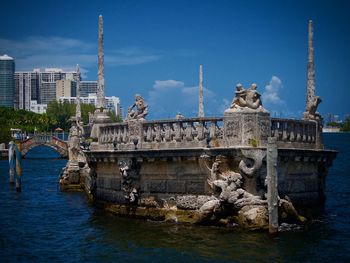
<box><xmin>0</xmin><ymin>133</ymin><xmax>349</xmax><ymax>262</ymax></box>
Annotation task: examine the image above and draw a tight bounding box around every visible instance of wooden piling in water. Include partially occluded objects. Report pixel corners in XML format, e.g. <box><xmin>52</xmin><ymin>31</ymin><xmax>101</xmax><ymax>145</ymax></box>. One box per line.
<box><xmin>15</xmin><ymin>142</ymin><xmax>22</xmax><ymax>192</ymax></box>
<box><xmin>8</xmin><ymin>141</ymin><xmax>22</xmax><ymax>191</ymax></box>
<box><xmin>8</xmin><ymin>142</ymin><xmax>15</xmax><ymax>185</ymax></box>
<box><xmin>266</xmin><ymin>137</ymin><xmax>279</xmax><ymax>234</ymax></box>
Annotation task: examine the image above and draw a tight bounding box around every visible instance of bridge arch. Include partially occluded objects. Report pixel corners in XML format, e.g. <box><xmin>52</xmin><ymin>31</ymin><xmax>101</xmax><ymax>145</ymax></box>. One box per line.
<box><xmin>20</xmin><ymin>135</ymin><xmax>68</xmax><ymax>158</ymax></box>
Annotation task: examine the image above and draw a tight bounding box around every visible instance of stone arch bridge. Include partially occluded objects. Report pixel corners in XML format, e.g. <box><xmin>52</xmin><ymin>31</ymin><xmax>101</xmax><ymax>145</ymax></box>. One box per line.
<box><xmin>20</xmin><ymin>134</ymin><xmax>68</xmax><ymax>158</ymax></box>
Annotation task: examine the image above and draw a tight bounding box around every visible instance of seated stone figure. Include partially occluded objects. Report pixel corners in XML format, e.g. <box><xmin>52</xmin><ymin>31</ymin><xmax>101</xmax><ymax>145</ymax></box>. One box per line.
<box><xmin>303</xmin><ymin>96</ymin><xmax>322</xmax><ymax>121</ymax></box>
<box><xmin>127</xmin><ymin>94</ymin><xmax>148</xmax><ymax>120</ymax></box>
<box><xmin>229</xmin><ymin>83</ymin><xmax>265</xmax><ymax>112</ymax></box>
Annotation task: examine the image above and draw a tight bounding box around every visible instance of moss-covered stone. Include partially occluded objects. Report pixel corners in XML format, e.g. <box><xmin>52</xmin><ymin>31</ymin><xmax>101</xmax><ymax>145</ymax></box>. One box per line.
<box><xmin>236</xmin><ymin>205</ymin><xmax>269</xmax><ymax>230</ymax></box>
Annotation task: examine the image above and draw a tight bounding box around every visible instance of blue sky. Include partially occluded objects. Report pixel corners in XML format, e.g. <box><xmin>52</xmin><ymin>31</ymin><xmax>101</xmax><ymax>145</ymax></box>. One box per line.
<box><xmin>1</xmin><ymin>0</ymin><xmax>349</xmax><ymax>120</ymax></box>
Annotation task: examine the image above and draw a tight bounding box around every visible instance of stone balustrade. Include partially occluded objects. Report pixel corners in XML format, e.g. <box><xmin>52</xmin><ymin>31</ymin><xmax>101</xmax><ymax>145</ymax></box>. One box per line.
<box><xmin>141</xmin><ymin>118</ymin><xmax>223</xmax><ymax>149</ymax></box>
<box><xmin>98</xmin><ymin>118</ymin><xmax>223</xmax><ymax>150</ymax></box>
<box><xmin>271</xmin><ymin>118</ymin><xmax>321</xmax><ymax>149</ymax></box>
<box><xmin>96</xmin><ymin>116</ymin><xmax>322</xmax><ymax>150</ymax></box>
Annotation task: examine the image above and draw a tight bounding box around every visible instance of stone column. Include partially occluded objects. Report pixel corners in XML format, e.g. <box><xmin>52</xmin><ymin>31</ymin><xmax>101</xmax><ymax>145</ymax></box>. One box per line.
<box><xmin>303</xmin><ymin>20</ymin><xmax>322</xmax><ymax>121</ymax></box>
<box><xmin>75</xmin><ymin>64</ymin><xmax>81</xmax><ymax>120</ymax></box>
<box><xmin>266</xmin><ymin>137</ymin><xmax>278</xmax><ymax>234</ymax></box>
<box><xmin>97</xmin><ymin>14</ymin><xmax>105</xmax><ymax>109</ymax></box>
<box><xmin>198</xmin><ymin>64</ymin><xmax>204</xmax><ymax>118</ymax></box>
<box><xmin>90</xmin><ymin>14</ymin><xmax>111</xmax><ymax>141</ymax></box>
<box><xmin>306</xmin><ymin>20</ymin><xmax>315</xmax><ymax>110</ymax></box>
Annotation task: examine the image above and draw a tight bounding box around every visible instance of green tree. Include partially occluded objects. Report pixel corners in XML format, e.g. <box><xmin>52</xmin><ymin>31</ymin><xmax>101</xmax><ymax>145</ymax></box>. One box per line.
<box><xmin>341</xmin><ymin>117</ymin><xmax>350</xmax><ymax>132</ymax></box>
<box><xmin>81</xmin><ymin>103</ymin><xmax>96</xmax><ymax>124</ymax></box>
<box><xmin>46</xmin><ymin>101</ymin><xmax>75</xmax><ymax>131</ymax></box>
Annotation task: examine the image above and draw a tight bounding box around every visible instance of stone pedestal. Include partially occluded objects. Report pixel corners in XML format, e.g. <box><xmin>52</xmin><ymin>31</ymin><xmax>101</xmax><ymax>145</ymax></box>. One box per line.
<box><xmin>90</xmin><ymin>109</ymin><xmax>111</xmax><ymax>140</ymax></box>
<box><xmin>223</xmin><ymin>109</ymin><xmax>271</xmax><ymax>147</ymax></box>
<box><xmin>67</xmin><ymin>161</ymin><xmax>80</xmax><ymax>183</ymax></box>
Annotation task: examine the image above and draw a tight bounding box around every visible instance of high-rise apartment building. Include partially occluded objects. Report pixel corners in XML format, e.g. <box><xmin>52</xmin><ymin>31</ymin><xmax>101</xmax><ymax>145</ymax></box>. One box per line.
<box><xmin>40</xmin><ymin>82</ymin><xmax>57</xmax><ymax>105</ymax></box>
<box><xmin>15</xmin><ymin>68</ymin><xmax>78</xmax><ymax>110</ymax></box>
<box><xmin>58</xmin><ymin>93</ymin><xmax>121</xmax><ymax>117</ymax></box>
<box><xmin>56</xmin><ymin>79</ymin><xmax>76</xmax><ymax>100</ymax></box>
<box><xmin>80</xmin><ymin>81</ymin><xmax>98</xmax><ymax>97</ymax></box>
<box><xmin>15</xmin><ymin>71</ymin><xmax>39</xmax><ymax>110</ymax></box>
<box><xmin>0</xmin><ymin>54</ymin><xmax>15</xmax><ymax>108</ymax></box>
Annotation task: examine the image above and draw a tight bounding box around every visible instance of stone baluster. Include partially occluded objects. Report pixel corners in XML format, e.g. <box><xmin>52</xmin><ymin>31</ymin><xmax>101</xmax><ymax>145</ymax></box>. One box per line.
<box><xmin>289</xmin><ymin>122</ymin><xmax>295</xmax><ymax>141</ymax></box>
<box><xmin>174</xmin><ymin>122</ymin><xmax>182</xmax><ymax>142</ymax></box>
<box><xmin>155</xmin><ymin>124</ymin><xmax>162</xmax><ymax>142</ymax></box>
<box><xmin>164</xmin><ymin>123</ymin><xmax>172</xmax><ymax>142</ymax></box>
<box><xmin>98</xmin><ymin>128</ymin><xmax>103</xmax><ymax>143</ymax></box>
<box><xmin>146</xmin><ymin>124</ymin><xmax>153</xmax><ymax>142</ymax></box>
<box><xmin>209</xmin><ymin>121</ymin><xmax>217</xmax><ymax>140</ymax></box>
<box><xmin>270</xmin><ymin>121</ymin><xmax>275</xmax><ymax>137</ymax></box>
<box><xmin>103</xmin><ymin>128</ymin><xmax>107</xmax><ymax>143</ymax></box>
<box><xmin>117</xmin><ymin>126</ymin><xmax>122</xmax><ymax>143</ymax></box>
<box><xmin>296</xmin><ymin>123</ymin><xmax>301</xmax><ymax>142</ymax></box>
<box><xmin>102</xmin><ymin>127</ymin><xmax>106</xmax><ymax>143</ymax></box>
<box><xmin>122</xmin><ymin>125</ymin><xmax>128</xmax><ymax>143</ymax></box>
<box><xmin>107</xmin><ymin>127</ymin><xmax>111</xmax><ymax>143</ymax></box>
<box><xmin>307</xmin><ymin>124</ymin><xmax>312</xmax><ymax>143</ymax></box>
<box><xmin>282</xmin><ymin>121</ymin><xmax>288</xmax><ymax>141</ymax></box>
<box><xmin>114</xmin><ymin>127</ymin><xmax>118</xmax><ymax>142</ymax></box>
<box><xmin>197</xmin><ymin>122</ymin><xmax>205</xmax><ymax>141</ymax></box>
<box><xmin>185</xmin><ymin>122</ymin><xmax>194</xmax><ymax>141</ymax></box>
<box><xmin>191</xmin><ymin>122</ymin><xmax>198</xmax><ymax>139</ymax></box>
<box><xmin>302</xmin><ymin>124</ymin><xmax>307</xmax><ymax>142</ymax></box>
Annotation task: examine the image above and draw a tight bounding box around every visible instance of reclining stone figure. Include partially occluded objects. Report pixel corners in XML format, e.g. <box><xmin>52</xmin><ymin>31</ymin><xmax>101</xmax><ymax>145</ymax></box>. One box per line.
<box><xmin>229</xmin><ymin>83</ymin><xmax>266</xmax><ymax>112</ymax></box>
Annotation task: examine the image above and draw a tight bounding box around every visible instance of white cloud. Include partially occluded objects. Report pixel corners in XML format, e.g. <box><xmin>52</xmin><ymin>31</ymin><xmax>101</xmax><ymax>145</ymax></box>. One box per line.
<box><xmin>0</xmin><ymin>36</ymin><xmax>160</xmax><ymax>78</ymax></box>
<box><xmin>261</xmin><ymin>76</ymin><xmax>300</xmax><ymax>118</ymax></box>
<box><xmin>153</xmin><ymin>80</ymin><xmax>184</xmax><ymax>90</ymax></box>
<box><xmin>262</xmin><ymin>76</ymin><xmax>285</xmax><ymax>105</ymax></box>
<box><xmin>147</xmin><ymin>79</ymin><xmax>223</xmax><ymax>119</ymax></box>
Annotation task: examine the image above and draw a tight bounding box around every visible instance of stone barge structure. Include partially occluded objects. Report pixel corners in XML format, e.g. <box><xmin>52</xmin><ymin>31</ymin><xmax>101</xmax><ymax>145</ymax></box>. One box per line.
<box><xmin>59</xmin><ymin>17</ymin><xmax>337</xmax><ymax>231</ymax></box>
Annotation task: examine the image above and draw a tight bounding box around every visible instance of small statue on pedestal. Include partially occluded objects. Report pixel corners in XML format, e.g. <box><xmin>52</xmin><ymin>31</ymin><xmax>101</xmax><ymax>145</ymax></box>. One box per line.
<box><xmin>126</xmin><ymin>94</ymin><xmax>148</xmax><ymax>121</ymax></box>
<box><xmin>229</xmin><ymin>83</ymin><xmax>266</xmax><ymax>112</ymax></box>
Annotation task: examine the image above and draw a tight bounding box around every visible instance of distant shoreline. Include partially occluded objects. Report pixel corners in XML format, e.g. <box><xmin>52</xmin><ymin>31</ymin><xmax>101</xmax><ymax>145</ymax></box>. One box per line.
<box><xmin>322</xmin><ymin>127</ymin><xmax>341</xmax><ymax>133</ymax></box>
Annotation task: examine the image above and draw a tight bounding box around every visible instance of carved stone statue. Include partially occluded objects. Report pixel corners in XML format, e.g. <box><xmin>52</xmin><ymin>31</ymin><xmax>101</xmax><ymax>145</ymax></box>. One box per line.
<box><xmin>199</xmin><ymin>154</ymin><xmax>305</xmax><ymax>227</ymax></box>
<box><xmin>127</xmin><ymin>94</ymin><xmax>148</xmax><ymax>121</ymax></box>
<box><xmin>303</xmin><ymin>96</ymin><xmax>322</xmax><ymax>121</ymax></box>
<box><xmin>229</xmin><ymin>83</ymin><xmax>266</xmax><ymax>112</ymax></box>
<box><xmin>119</xmin><ymin>160</ymin><xmax>139</xmax><ymax>204</ymax></box>
<box><xmin>68</xmin><ymin>125</ymin><xmax>80</xmax><ymax>164</ymax></box>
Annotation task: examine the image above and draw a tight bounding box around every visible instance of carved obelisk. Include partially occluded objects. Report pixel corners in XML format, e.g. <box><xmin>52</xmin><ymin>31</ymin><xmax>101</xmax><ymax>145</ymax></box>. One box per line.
<box><xmin>303</xmin><ymin>20</ymin><xmax>321</xmax><ymax>120</ymax></box>
<box><xmin>97</xmin><ymin>14</ymin><xmax>105</xmax><ymax>109</ymax></box>
<box><xmin>75</xmin><ymin>64</ymin><xmax>81</xmax><ymax>121</ymax></box>
<box><xmin>198</xmin><ymin>64</ymin><xmax>204</xmax><ymax>117</ymax></box>
<box><xmin>90</xmin><ymin>14</ymin><xmax>110</xmax><ymax>140</ymax></box>
<box><xmin>306</xmin><ymin>20</ymin><xmax>315</xmax><ymax>110</ymax></box>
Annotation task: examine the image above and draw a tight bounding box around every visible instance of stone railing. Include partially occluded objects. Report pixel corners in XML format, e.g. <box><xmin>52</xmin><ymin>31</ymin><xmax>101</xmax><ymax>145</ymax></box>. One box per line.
<box><xmin>98</xmin><ymin>117</ymin><xmax>223</xmax><ymax>150</ymax></box>
<box><xmin>271</xmin><ymin>118</ymin><xmax>321</xmax><ymax>149</ymax></box>
<box><xmin>99</xmin><ymin>122</ymin><xmax>129</xmax><ymax>145</ymax></box>
<box><xmin>141</xmin><ymin>118</ymin><xmax>223</xmax><ymax>149</ymax></box>
<box><xmin>95</xmin><ymin>116</ymin><xmax>322</xmax><ymax>150</ymax></box>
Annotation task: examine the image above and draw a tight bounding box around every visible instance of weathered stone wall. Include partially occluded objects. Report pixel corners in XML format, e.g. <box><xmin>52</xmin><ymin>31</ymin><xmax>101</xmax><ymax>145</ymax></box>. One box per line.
<box><xmin>83</xmin><ymin>108</ymin><xmax>336</xmax><ymax>228</ymax></box>
<box><xmin>85</xmin><ymin>147</ymin><xmax>336</xmax><ymax>213</ymax></box>
<box><xmin>276</xmin><ymin>149</ymin><xmax>332</xmax><ymax>212</ymax></box>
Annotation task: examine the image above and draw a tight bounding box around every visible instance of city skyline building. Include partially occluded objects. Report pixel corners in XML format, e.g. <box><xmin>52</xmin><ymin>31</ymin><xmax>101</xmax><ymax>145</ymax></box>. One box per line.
<box><xmin>30</xmin><ymin>100</ymin><xmax>47</xmax><ymax>114</ymax></box>
<box><xmin>15</xmin><ymin>71</ymin><xmax>39</xmax><ymax>110</ymax></box>
<box><xmin>40</xmin><ymin>82</ymin><xmax>57</xmax><ymax>105</ymax></box>
<box><xmin>15</xmin><ymin>68</ymin><xmax>78</xmax><ymax>110</ymax></box>
<box><xmin>80</xmin><ymin>81</ymin><xmax>98</xmax><ymax>97</ymax></box>
<box><xmin>56</xmin><ymin>79</ymin><xmax>77</xmax><ymax>100</ymax></box>
<box><xmin>58</xmin><ymin>93</ymin><xmax>121</xmax><ymax>117</ymax></box>
<box><xmin>0</xmin><ymin>54</ymin><xmax>15</xmax><ymax>108</ymax></box>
